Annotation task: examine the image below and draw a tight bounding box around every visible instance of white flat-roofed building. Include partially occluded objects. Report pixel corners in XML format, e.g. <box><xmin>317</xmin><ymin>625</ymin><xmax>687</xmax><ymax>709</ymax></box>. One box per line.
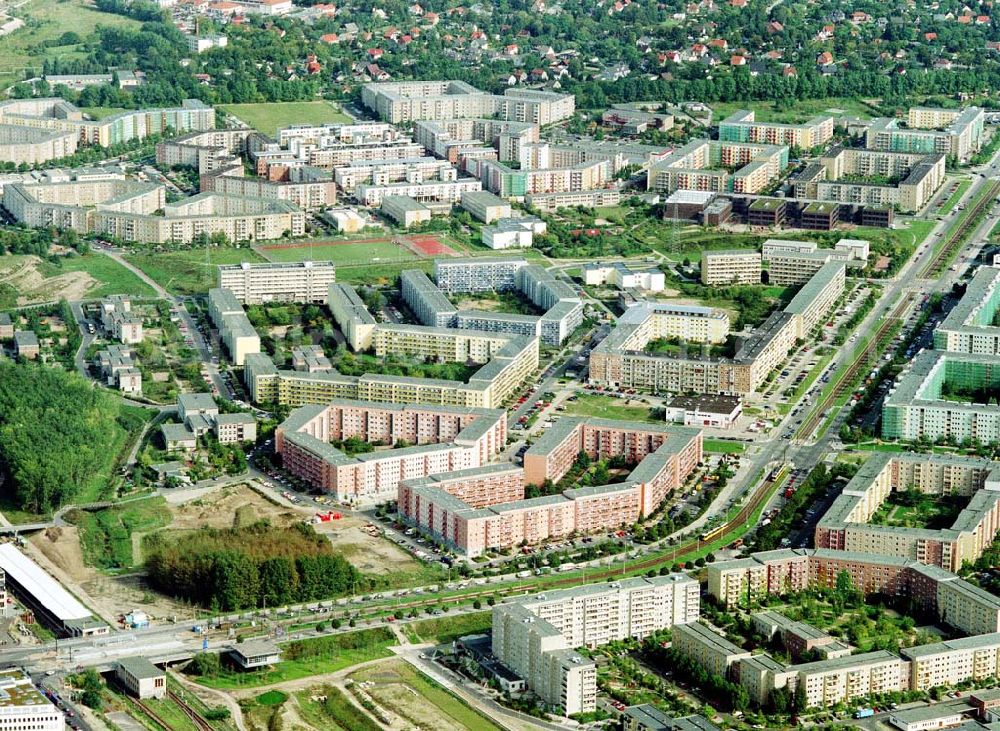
<box><xmin>217</xmin><ymin>261</ymin><xmax>336</xmax><ymax>305</ymax></box>
<box><xmin>115</xmin><ymin>657</ymin><xmax>166</xmax><ymax>699</ymax></box>
<box><xmin>461</xmin><ymin>190</ymin><xmax>511</xmax><ymax>223</ymax></box>
<box><xmin>493</xmin><ymin>575</ymin><xmax>698</xmax><ymax>716</ymax></box>
<box><xmin>0</xmin><ymin>543</ymin><xmax>105</xmax><ymax>637</ymax></box>
<box><xmin>357</xmin><ymin>177</ymin><xmax>481</xmax><ymax>206</ymax></box>
<box><xmin>701</xmin><ymin>249</ymin><xmax>763</xmax><ymax>285</ymax></box>
<box><xmin>324</xmin><ymin>207</ymin><xmax>366</xmax><ymax>233</ymax></box>
<box><xmin>0</xmin><ymin>669</ymin><xmax>64</xmax><ymax>731</ymax></box>
<box><xmin>672</xmin><ymin>621</ymin><xmax>751</xmax><ymax>678</ymax></box>
<box><xmin>482</xmin><ymin>216</ymin><xmax>546</xmax><ymax>250</ymax></box>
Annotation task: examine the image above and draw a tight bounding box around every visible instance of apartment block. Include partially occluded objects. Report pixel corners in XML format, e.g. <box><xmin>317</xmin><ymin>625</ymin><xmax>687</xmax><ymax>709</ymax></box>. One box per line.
<box><xmin>762</xmin><ymin>238</ymin><xmax>865</xmax><ymax>285</ymax></box>
<box><xmin>589</xmin><ymin>263</ymin><xmax>843</xmax><ymax>395</ymax></box>
<box><xmin>815</xmin><ymin>453</ymin><xmax>1000</xmax><ymax>572</ymax></box>
<box><xmin>94</xmin><ymin>344</ymin><xmax>142</xmax><ymax>394</ymax></box>
<box><xmin>435</xmin><ymin>257</ymin><xmax>527</xmax><ymax>293</ymax></box>
<box><xmin>798</xmin><ymin>146</ymin><xmax>947</xmax><ymax>213</ymax></box>
<box><xmin>524</xmin><ymin>189</ymin><xmax>622</xmax><ymax>212</ymax></box>
<box><xmin>718</xmin><ymin>110</ymin><xmax>834</xmax><ymax>149</ymax></box>
<box><xmin>647</xmin><ymin>140</ymin><xmax>789</xmax><ymax>195</ymax></box>
<box><xmin>362</xmin><ymin>81</ymin><xmax>574</xmax><ymax>126</ymax></box>
<box><xmin>0</xmin><ymin>123</ymin><xmax>77</xmax><ymax>165</ymax></box>
<box><xmin>155</xmin><ymin>129</ymin><xmax>252</xmax><ymax>174</ymax></box>
<box><xmin>327</xmin><ymin>283</ymin><xmax>378</xmax><ymax>351</ymax></box>
<box><xmin>208</xmin><ymin>287</ymin><xmax>260</xmax><ymax>365</ymax></box>
<box><xmin>793</xmin><ymin>651</ymin><xmax>906</xmax><ymax>709</ymax></box>
<box><xmin>218</xmin><ymin>261</ymin><xmax>336</xmax><ymax>305</ymax></box>
<box><xmin>333</xmin><ymin>157</ymin><xmax>454</xmax><ymax>193</ymax></box>
<box><xmin>882</xmin><ymin>350</ymin><xmax>1000</xmax><ymax>442</ymax></box>
<box><xmin>867</xmin><ymin>108</ymin><xmax>985</xmax><ymax>162</ymax></box>
<box><xmin>244</xmin><ymin>326</ymin><xmax>538</xmax><ymax>410</ymax></box>
<box><xmin>414</xmin><ymin>118</ymin><xmax>539</xmax><ymax>163</ymax></box>
<box><xmin>672</xmin><ymin>621</ymin><xmax>751</xmax><ymax>678</ymax></box>
<box><xmin>400</xmin><ymin>421</ymin><xmax>701</xmax><ymax>556</ymax></box>
<box><xmin>903</xmin><ymin>633</ymin><xmax>1000</xmax><ymax>691</ymax></box>
<box><xmin>0</xmin><ymin>98</ymin><xmax>214</xmax><ymax>148</ymax></box>
<box><xmin>275</xmin><ymin>399</ymin><xmax>506</xmax><ymax>505</ymax></box>
<box><xmin>701</xmin><ymin>249</ymin><xmax>763</xmax><ymax>285</ymax></box>
<box><xmin>492</xmin><ymin>576</ymin><xmax>698</xmax><ymax>715</ymax></box>
<box><xmin>400</xmin><ymin>269</ymin><xmax>457</xmax><ymax>327</ymax></box>
<box><xmin>202</xmin><ymin>164</ymin><xmax>337</xmax><ymax>210</ymax></box>
<box><xmin>100</xmin><ymin>295</ymin><xmax>143</xmax><ymax>344</ymax></box>
<box><xmin>935</xmin><ymin>266</ymin><xmax>1000</xmax><ymax>355</ymax></box>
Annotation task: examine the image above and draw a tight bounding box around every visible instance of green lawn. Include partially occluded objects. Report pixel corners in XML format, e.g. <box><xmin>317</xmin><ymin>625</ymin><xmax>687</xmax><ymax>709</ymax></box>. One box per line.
<box><xmin>0</xmin><ymin>0</ymin><xmax>140</xmax><ymax>88</ymax></box>
<box><xmin>258</xmin><ymin>240</ymin><xmax>416</xmax><ymax>266</ymax></box>
<box><xmin>401</xmin><ymin>611</ymin><xmax>491</xmax><ymax>644</ymax></box>
<box><xmin>124</xmin><ymin>248</ymin><xmax>266</xmax><ymax>296</ymax></box>
<box><xmin>710</xmin><ymin>97</ymin><xmax>877</xmax><ymax>123</ymax></box>
<box><xmin>217</xmin><ymin>102</ymin><xmax>351</xmax><ymax>136</ymax></box>
<box><xmin>67</xmin><ymin>496</ymin><xmax>171</xmax><ymax>570</ymax></box>
<box><xmin>702</xmin><ymin>439</ymin><xmax>745</xmax><ymax>454</ymax></box>
<box><xmin>564</xmin><ymin>394</ymin><xmax>660</xmax><ymax>422</ymax></box>
<box><xmin>40</xmin><ymin>253</ymin><xmax>157</xmax><ymax>298</ymax></box>
<box><xmin>192</xmin><ymin>628</ymin><xmax>395</xmax><ymax>690</ymax></box>
<box><xmin>938</xmin><ymin>178</ymin><xmax>972</xmax><ymax>215</ymax></box>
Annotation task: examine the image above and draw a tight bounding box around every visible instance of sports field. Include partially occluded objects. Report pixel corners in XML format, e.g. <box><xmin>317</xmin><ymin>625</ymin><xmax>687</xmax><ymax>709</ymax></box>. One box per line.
<box><xmin>258</xmin><ymin>240</ymin><xmax>417</xmax><ymax>266</ymax></box>
<box><xmin>217</xmin><ymin>101</ymin><xmax>351</xmax><ymax>136</ymax></box>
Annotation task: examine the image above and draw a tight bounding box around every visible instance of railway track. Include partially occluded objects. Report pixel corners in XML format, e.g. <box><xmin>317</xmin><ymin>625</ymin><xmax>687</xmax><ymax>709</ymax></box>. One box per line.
<box><xmin>168</xmin><ymin>689</ymin><xmax>215</xmax><ymax>731</ymax></box>
<box><xmin>795</xmin><ymin>291</ymin><xmax>916</xmax><ymax>441</ymax></box>
<box><xmin>919</xmin><ymin>179</ymin><xmax>1000</xmax><ymax>279</ymax></box>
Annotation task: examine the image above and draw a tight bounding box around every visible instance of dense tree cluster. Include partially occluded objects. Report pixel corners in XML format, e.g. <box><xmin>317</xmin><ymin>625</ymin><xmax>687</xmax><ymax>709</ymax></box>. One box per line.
<box><xmin>145</xmin><ymin>521</ymin><xmax>361</xmax><ymax>610</ymax></box>
<box><xmin>0</xmin><ymin>362</ymin><xmax>130</xmax><ymax>512</ymax></box>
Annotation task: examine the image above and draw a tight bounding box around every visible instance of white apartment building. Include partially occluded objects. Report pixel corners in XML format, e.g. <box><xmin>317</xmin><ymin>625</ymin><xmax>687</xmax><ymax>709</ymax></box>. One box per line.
<box><xmin>701</xmin><ymin>250</ymin><xmax>763</xmax><ymax>285</ymax></box>
<box><xmin>217</xmin><ymin>261</ymin><xmax>336</xmax><ymax>304</ymax></box>
<box><xmin>355</xmin><ymin>177</ymin><xmax>481</xmax><ymax>206</ymax></box>
<box><xmin>492</xmin><ymin>575</ymin><xmax>699</xmax><ymax>715</ymax></box>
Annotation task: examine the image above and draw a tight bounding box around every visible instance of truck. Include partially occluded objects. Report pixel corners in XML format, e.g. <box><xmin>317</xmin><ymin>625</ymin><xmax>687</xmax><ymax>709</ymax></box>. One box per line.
<box><xmin>854</xmin><ymin>708</ymin><xmax>875</xmax><ymax>719</ymax></box>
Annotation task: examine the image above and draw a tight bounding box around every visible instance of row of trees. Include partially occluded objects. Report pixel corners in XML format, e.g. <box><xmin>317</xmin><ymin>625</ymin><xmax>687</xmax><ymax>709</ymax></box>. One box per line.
<box><xmin>0</xmin><ymin>362</ymin><xmax>130</xmax><ymax>513</ymax></box>
<box><xmin>145</xmin><ymin>521</ymin><xmax>361</xmax><ymax>610</ymax></box>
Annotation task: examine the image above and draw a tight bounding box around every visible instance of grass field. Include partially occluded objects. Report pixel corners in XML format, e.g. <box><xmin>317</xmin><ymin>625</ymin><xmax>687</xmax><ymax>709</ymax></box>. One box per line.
<box><xmin>68</xmin><ymin>496</ymin><xmax>171</xmax><ymax>570</ymax></box>
<box><xmin>351</xmin><ymin>661</ymin><xmax>505</xmax><ymax>731</ymax></box>
<box><xmin>295</xmin><ymin>687</ymin><xmax>381</xmax><ymax>731</ymax></box>
<box><xmin>193</xmin><ymin>628</ymin><xmax>395</xmax><ymax>690</ymax></box>
<box><xmin>0</xmin><ymin>0</ymin><xmax>140</xmax><ymax>88</ymax></box>
<box><xmin>41</xmin><ymin>253</ymin><xmax>157</xmax><ymax>298</ymax></box>
<box><xmin>401</xmin><ymin>611</ymin><xmax>491</xmax><ymax>644</ymax></box>
<box><xmin>124</xmin><ymin>248</ymin><xmax>266</xmax><ymax>296</ymax></box>
<box><xmin>938</xmin><ymin>178</ymin><xmax>972</xmax><ymax>215</ymax></box>
<box><xmin>702</xmin><ymin>439</ymin><xmax>746</xmax><ymax>454</ymax></box>
<box><xmin>218</xmin><ymin>101</ymin><xmax>351</xmax><ymax>136</ymax></box>
<box><xmin>258</xmin><ymin>240</ymin><xmax>416</xmax><ymax>266</ymax></box>
<box><xmin>710</xmin><ymin>97</ymin><xmax>877</xmax><ymax>123</ymax></box>
<box><xmin>564</xmin><ymin>394</ymin><xmax>660</xmax><ymax>422</ymax></box>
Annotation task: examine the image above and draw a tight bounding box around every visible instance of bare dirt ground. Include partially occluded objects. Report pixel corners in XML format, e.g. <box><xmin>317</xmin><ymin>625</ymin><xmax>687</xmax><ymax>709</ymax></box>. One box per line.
<box><xmin>454</xmin><ymin>296</ymin><xmax>503</xmax><ymax>312</ymax></box>
<box><xmin>350</xmin><ymin>660</ymin><xmax>469</xmax><ymax>731</ymax></box>
<box><xmin>26</xmin><ymin>485</ymin><xmax>304</xmax><ymax>625</ymax></box>
<box><xmin>28</xmin><ymin>526</ymin><xmax>198</xmax><ymax>624</ymax></box>
<box><xmin>319</xmin><ymin>519</ymin><xmax>423</xmax><ymax>574</ymax></box>
<box><xmin>0</xmin><ymin>255</ymin><xmax>95</xmax><ymax>305</ymax></box>
<box><xmin>169</xmin><ymin>485</ymin><xmax>302</xmax><ymax>531</ymax></box>
<box><xmin>27</xmin><ymin>485</ymin><xmax>420</xmax><ymax>627</ymax></box>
